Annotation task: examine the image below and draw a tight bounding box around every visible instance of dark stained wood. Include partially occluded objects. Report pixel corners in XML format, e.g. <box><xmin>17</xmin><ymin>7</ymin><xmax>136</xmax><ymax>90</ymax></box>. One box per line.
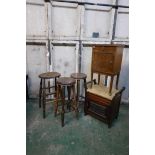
<box><xmin>57</xmin><ymin>77</ymin><xmax>75</xmax><ymax>86</ymax></box>
<box><xmin>71</xmin><ymin>73</ymin><xmax>87</xmax><ymax>79</ymax></box>
<box><xmin>76</xmin><ymin>80</ymin><xmax>80</xmax><ymax>101</ymax></box>
<box><xmin>67</xmin><ymin>86</ymin><xmax>71</xmax><ymax>111</ymax></box>
<box><xmin>43</xmin><ymin>79</ymin><xmax>46</xmax><ymax>119</ymax></box>
<box><xmin>85</xmin><ymin>86</ymin><xmax>125</xmax><ymax>128</ymax></box>
<box><xmin>109</xmin><ymin>75</ymin><xmax>114</xmax><ymax>96</ymax></box>
<box><xmin>38</xmin><ymin>71</ymin><xmax>61</xmax><ymax>118</ymax></box>
<box><xmin>86</xmin><ymin>92</ymin><xmax>111</xmax><ymax>106</ymax></box>
<box><xmin>60</xmin><ymin>86</ymin><xmax>65</xmax><ymax>127</ymax></box>
<box><xmin>39</xmin><ymin>72</ymin><xmax>61</xmax><ymax>79</ymax></box>
<box><xmin>71</xmin><ymin>73</ymin><xmax>87</xmax><ymax>103</ymax></box>
<box><xmin>72</xmin><ymin>84</ymin><xmax>78</xmax><ymax>118</ymax></box>
<box><xmin>55</xmin><ymin>77</ymin><xmax>78</xmax><ymax>127</ymax></box>
<box><xmin>54</xmin><ymin>85</ymin><xmax>60</xmax><ymax>117</ymax></box>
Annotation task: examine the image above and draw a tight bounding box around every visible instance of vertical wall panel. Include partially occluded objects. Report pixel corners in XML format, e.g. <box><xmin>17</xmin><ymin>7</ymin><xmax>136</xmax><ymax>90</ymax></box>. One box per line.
<box><xmin>26</xmin><ymin>3</ymin><xmax>47</xmax><ymax>39</ymax></box>
<box><xmin>81</xmin><ymin>46</ymin><xmax>92</xmax><ymax>81</ymax></box>
<box><xmin>115</xmin><ymin>9</ymin><xmax>129</xmax><ymax>40</ymax></box>
<box><xmin>118</xmin><ymin>0</ymin><xmax>129</xmax><ymax>6</ymax></box>
<box><xmin>51</xmin><ymin>44</ymin><xmax>77</xmax><ymax>77</ymax></box>
<box><xmin>50</xmin><ymin>2</ymin><xmax>80</xmax><ymax>39</ymax></box>
<box><xmin>26</xmin><ymin>43</ymin><xmax>49</xmax><ymax>98</ymax></box>
<box><xmin>114</xmin><ymin>0</ymin><xmax>129</xmax><ymax>40</ymax></box>
<box><xmin>83</xmin><ymin>5</ymin><xmax>112</xmax><ymax>40</ymax></box>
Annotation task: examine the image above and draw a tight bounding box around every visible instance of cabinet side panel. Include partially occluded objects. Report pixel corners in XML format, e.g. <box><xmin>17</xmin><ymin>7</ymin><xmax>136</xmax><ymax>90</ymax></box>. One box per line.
<box><xmin>113</xmin><ymin>47</ymin><xmax>123</xmax><ymax>73</ymax></box>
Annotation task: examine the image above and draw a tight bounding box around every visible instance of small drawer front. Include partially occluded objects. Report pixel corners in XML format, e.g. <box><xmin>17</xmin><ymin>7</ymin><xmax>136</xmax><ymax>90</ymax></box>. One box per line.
<box><xmin>86</xmin><ymin>92</ymin><xmax>111</xmax><ymax>107</ymax></box>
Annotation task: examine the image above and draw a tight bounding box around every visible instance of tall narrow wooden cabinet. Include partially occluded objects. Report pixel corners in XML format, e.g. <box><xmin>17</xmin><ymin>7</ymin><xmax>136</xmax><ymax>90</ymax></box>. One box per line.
<box><xmin>91</xmin><ymin>45</ymin><xmax>124</xmax><ymax>94</ymax></box>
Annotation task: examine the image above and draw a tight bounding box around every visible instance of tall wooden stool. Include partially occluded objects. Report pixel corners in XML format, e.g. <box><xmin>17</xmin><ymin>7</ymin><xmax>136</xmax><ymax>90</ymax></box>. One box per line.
<box><xmin>55</xmin><ymin>77</ymin><xmax>78</xmax><ymax>127</ymax></box>
<box><xmin>38</xmin><ymin>72</ymin><xmax>61</xmax><ymax>118</ymax></box>
<box><xmin>71</xmin><ymin>73</ymin><xmax>87</xmax><ymax>103</ymax></box>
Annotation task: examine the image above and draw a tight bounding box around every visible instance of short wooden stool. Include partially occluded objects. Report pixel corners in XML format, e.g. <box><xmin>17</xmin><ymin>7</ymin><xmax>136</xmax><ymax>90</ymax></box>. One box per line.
<box><xmin>71</xmin><ymin>73</ymin><xmax>87</xmax><ymax>103</ymax></box>
<box><xmin>55</xmin><ymin>77</ymin><xmax>78</xmax><ymax>127</ymax></box>
<box><xmin>38</xmin><ymin>72</ymin><xmax>61</xmax><ymax>118</ymax></box>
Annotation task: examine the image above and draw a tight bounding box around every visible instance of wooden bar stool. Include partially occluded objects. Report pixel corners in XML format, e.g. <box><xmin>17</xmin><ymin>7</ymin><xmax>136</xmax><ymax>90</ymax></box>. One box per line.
<box><xmin>71</xmin><ymin>73</ymin><xmax>87</xmax><ymax>103</ymax></box>
<box><xmin>55</xmin><ymin>77</ymin><xmax>78</xmax><ymax>127</ymax></box>
<box><xmin>38</xmin><ymin>72</ymin><xmax>61</xmax><ymax>118</ymax></box>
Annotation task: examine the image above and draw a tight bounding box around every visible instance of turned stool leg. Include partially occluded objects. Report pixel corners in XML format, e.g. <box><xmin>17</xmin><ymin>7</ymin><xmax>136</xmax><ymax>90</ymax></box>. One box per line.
<box><xmin>72</xmin><ymin>85</ymin><xmax>78</xmax><ymax>119</ymax></box>
<box><xmin>48</xmin><ymin>81</ymin><xmax>50</xmax><ymax>93</ymax></box>
<box><xmin>54</xmin><ymin>84</ymin><xmax>59</xmax><ymax>117</ymax></box>
<box><xmin>39</xmin><ymin>79</ymin><xmax>42</xmax><ymax>108</ymax></box>
<box><xmin>84</xmin><ymin>78</ymin><xmax>86</xmax><ymax>101</ymax></box>
<box><xmin>84</xmin><ymin>98</ymin><xmax>88</xmax><ymax>116</ymax></box>
<box><xmin>54</xmin><ymin>77</ymin><xmax>58</xmax><ymax>99</ymax></box>
<box><xmin>67</xmin><ymin>86</ymin><xmax>71</xmax><ymax>111</ymax></box>
<box><xmin>84</xmin><ymin>78</ymin><xmax>87</xmax><ymax>115</ymax></box>
<box><xmin>60</xmin><ymin>86</ymin><xmax>65</xmax><ymax>127</ymax></box>
<box><xmin>43</xmin><ymin>79</ymin><xmax>46</xmax><ymax>118</ymax></box>
<box><xmin>109</xmin><ymin>76</ymin><xmax>114</xmax><ymax>95</ymax></box>
<box><xmin>55</xmin><ymin>77</ymin><xmax>57</xmax><ymax>93</ymax></box>
<box><xmin>76</xmin><ymin>80</ymin><xmax>80</xmax><ymax>102</ymax></box>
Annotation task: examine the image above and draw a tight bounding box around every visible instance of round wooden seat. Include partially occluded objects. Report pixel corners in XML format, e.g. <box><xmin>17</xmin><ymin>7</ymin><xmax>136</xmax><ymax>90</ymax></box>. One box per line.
<box><xmin>71</xmin><ymin>73</ymin><xmax>87</xmax><ymax>80</ymax></box>
<box><xmin>57</xmin><ymin>77</ymin><xmax>75</xmax><ymax>86</ymax></box>
<box><xmin>39</xmin><ymin>72</ymin><xmax>60</xmax><ymax>79</ymax></box>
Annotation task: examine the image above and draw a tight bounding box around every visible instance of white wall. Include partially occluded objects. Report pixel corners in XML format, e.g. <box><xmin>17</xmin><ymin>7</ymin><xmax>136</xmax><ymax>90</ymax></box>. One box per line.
<box><xmin>26</xmin><ymin>0</ymin><xmax>129</xmax><ymax>102</ymax></box>
<box><xmin>26</xmin><ymin>41</ymin><xmax>49</xmax><ymax>98</ymax></box>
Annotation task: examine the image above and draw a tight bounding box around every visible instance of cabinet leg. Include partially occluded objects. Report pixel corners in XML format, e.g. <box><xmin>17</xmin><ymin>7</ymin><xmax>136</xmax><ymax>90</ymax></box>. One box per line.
<box><xmin>116</xmin><ymin>73</ymin><xmax>120</xmax><ymax>89</ymax></box>
<box><xmin>98</xmin><ymin>74</ymin><xmax>100</xmax><ymax>85</ymax></box>
<box><xmin>109</xmin><ymin>76</ymin><xmax>114</xmax><ymax>95</ymax></box>
<box><xmin>39</xmin><ymin>79</ymin><xmax>42</xmax><ymax>108</ymax></box>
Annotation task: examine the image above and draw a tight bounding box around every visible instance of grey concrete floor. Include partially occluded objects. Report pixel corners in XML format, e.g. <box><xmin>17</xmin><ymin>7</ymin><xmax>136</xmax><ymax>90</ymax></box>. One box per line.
<box><xmin>26</xmin><ymin>99</ymin><xmax>129</xmax><ymax>155</ymax></box>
